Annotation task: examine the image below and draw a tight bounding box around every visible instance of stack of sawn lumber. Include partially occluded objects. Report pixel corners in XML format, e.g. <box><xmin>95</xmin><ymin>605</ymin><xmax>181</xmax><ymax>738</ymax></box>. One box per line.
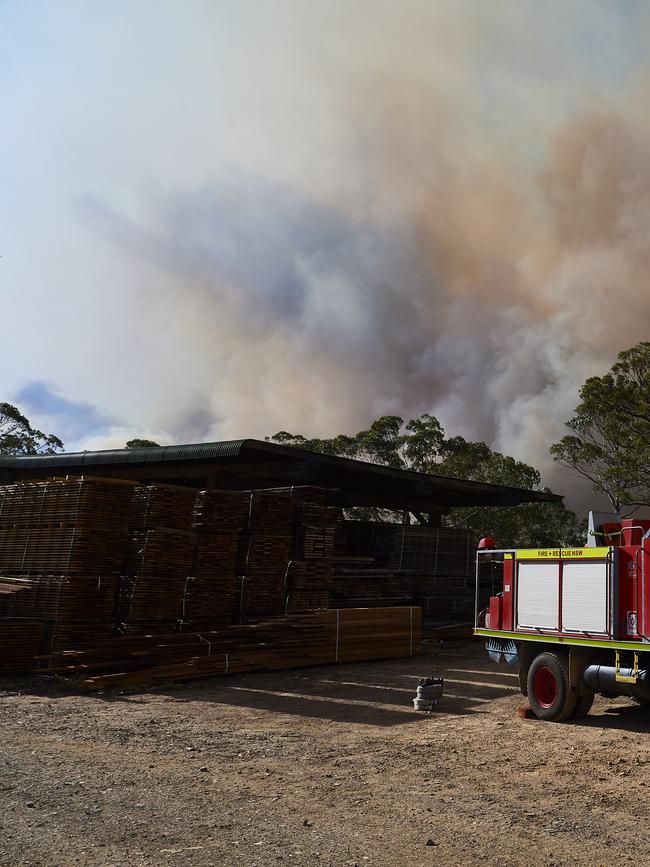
<box><xmin>45</xmin><ymin>606</ymin><xmax>421</xmax><ymax>689</ymax></box>
<box><xmin>0</xmin><ymin>477</ymin><xmax>135</xmax><ymax>651</ymax></box>
<box><xmin>120</xmin><ymin>486</ymin><xmax>250</xmax><ymax>634</ymax></box>
<box><xmin>239</xmin><ymin>487</ymin><xmax>341</xmax><ymax>619</ymax></box>
<box><xmin>330</xmin><ymin>521</ymin><xmax>415</xmax><ymax>608</ymax></box>
<box><xmin>0</xmin><ymin>619</ymin><xmax>44</xmax><ymax>672</ymax></box>
<box><xmin>119</xmin><ymin>484</ymin><xmax>199</xmax><ymax>633</ymax></box>
<box><xmin>330</xmin><ymin>522</ymin><xmax>476</xmax><ymax>618</ymax></box>
<box><xmin>183</xmin><ymin>489</ymin><xmax>249</xmax><ymax>630</ymax></box>
<box><xmin>406</xmin><ymin>526</ymin><xmax>477</xmax><ymax>617</ymax></box>
<box><xmin>0</xmin><ymin>480</ymin><xmax>427</xmax><ymax>679</ymax></box>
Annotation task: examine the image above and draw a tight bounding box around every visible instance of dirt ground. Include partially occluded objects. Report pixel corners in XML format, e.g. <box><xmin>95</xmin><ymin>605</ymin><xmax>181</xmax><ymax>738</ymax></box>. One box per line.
<box><xmin>1</xmin><ymin>640</ymin><xmax>650</xmax><ymax>867</ymax></box>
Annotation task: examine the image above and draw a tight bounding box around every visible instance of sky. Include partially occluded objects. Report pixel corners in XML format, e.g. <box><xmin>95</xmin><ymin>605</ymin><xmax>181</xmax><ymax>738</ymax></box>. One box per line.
<box><xmin>2</xmin><ymin>0</ymin><xmax>650</xmax><ymax>512</ymax></box>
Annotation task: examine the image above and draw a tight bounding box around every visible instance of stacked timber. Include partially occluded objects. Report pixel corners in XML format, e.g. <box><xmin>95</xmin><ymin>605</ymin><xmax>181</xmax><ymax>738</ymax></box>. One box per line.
<box><xmin>330</xmin><ymin>521</ymin><xmax>414</xmax><ymax>608</ymax></box>
<box><xmin>331</xmin><ymin>521</ymin><xmax>476</xmax><ymax>618</ymax></box>
<box><xmin>284</xmin><ymin>560</ymin><xmax>332</xmax><ymax>611</ymax></box>
<box><xmin>0</xmin><ymin>620</ymin><xmax>44</xmax><ymax>673</ymax></box>
<box><xmin>0</xmin><ymin>480</ymin><xmax>425</xmax><ymax>678</ymax></box>
<box><xmin>0</xmin><ymin>578</ymin><xmax>31</xmax><ymax>615</ymax></box>
<box><xmin>285</xmin><ymin>515</ymin><xmax>339</xmax><ymax>613</ymax></box>
<box><xmin>0</xmin><ymin>526</ymin><xmax>127</xmax><ymax>575</ymax></box>
<box><xmin>115</xmin><ymin>486</ymin><xmax>248</xmax><ymax>634</ymax></box>
<box><xmin>329</xmin><ymin>568</ymin><xmax>414</xmax><ymax>609</ymax></box>
<box><xmin>119</xmin><ymin>485</ymin><xmax>199</xmax><ymax>633</ymax></box>
<box><xmin>0</xmin><ymin>477</ymin><xmax>133</xmax><ymax>527</ymax></box>
<box><xmin>125</xmin><ymin>529</ymin><xmax>197</xmax><ymax>577</ymax></box>
<box><xmin>0</xmin><ymin>575</ymin><xmax>118</xmax><ymax>623</ymax></box>
<box><xmin>0</xmin><ymin>477</ymin><xmax>135</xmax><ymax>652</ymax></box>
<box><xmin>0</xmin><ymin>575</ymin><xmax>120</xmax><ymax>651</ymax></box>
<box><xmin>193</xmin><ymin>490</ymin><xmax>249</xmax><ymax>530</ymax></box>
<box><xmin>239</xmin><ymin>487</ymin><xmax>341</xmax><ymax>619</ymax></box>
<box><xmin>129</xmin><ymin>484</ymin><xmax>198</xmax><ymax>532</ymax></box>
<box><xmin>180</xmin><ymin>534</ymin><xmax>241</xmax><ymax>629</ymax></box>
<box><xmin>407</xmin><ymin>527</ymin><xmax>477</xmax><ymax>618</ymax></box>
<box><xmin>179</xmin><ymin>489</ymin><xmax>249</xmax><ymax>630</ymax></box>
<box><xmin>44</xmin><ymin>606</ymin><xmax>422</xmax><ymax>689</ymax></box>
<box><xmin>239</xmin><ymin>488</ymin><xmax>299</xmax><ymax>619</ymax></box>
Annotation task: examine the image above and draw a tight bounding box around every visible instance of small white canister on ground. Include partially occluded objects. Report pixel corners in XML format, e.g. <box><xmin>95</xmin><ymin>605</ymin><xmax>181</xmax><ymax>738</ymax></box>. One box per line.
<box><xmin>413</xmin><ymin>676</ymin><xmax>444</xmax><ymax>711</ymax></box>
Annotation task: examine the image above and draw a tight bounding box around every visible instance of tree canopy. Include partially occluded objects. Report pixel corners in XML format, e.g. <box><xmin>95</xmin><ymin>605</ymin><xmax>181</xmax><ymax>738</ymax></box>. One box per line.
<box><xmin>0</xmin><ymin>402</ymin><xmax>63</xmax><ymax>456</ymax></box>
<box><xmin>270</xmin><ymin>414</ymin><xmax>583</xmax><ymax>547</ymax></box>
<box><xmin>272</xmin><ymin>414</ymin><xmax>443</xmax><ymax>469</ymax></box>
<box><xmin>125</xmin><ymin>438</ymin><xmax>161</xmax><ymax>449</ymax></box>
<box><xmin>551</xmin><ymin>342</ymin><xmax>650</xmax><ymax>513</ymax></box>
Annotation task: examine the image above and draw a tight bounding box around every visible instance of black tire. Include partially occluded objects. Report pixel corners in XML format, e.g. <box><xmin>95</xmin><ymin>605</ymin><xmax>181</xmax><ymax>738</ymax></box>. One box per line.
<box><xmin>571</xmin><ymin>692</ymin><xmax>595</xmax><ymax>719</ymax></box>
<box><xmin>518</xmin><ymin>667</ymin><xmax>528</xmax><ymax>697</ymax></box>
<box><xmin>527</xmin><ymin>652</ymin><xmax>577</xmax><ymax>722</ymax></box>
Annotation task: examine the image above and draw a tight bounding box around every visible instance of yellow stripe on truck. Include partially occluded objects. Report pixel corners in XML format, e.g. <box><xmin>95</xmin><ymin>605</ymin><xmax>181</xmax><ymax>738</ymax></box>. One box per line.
<box><xmin>474</xmin><ymin>628</ymin><xmax>648</xmax><ymax>652</ymax></box>
<box><xmin>515</xmin><ymin>547</ymin><xmax>610</xmax><ymax>560</ymax></box>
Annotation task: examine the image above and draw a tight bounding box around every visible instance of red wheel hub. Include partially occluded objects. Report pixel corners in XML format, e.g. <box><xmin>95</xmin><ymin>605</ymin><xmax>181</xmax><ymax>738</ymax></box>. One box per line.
<box><xmin>533</xmin><ymin>666</ymin><xmax>558</xmax><ymax>708</ymax></box>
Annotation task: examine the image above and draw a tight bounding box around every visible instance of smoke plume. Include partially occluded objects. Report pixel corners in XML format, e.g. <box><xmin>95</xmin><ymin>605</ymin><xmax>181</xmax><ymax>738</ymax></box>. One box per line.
<box><xmin>3</xmin><ymin>2</ymin><xmax>650</xmax><ymax>510</ymax></box>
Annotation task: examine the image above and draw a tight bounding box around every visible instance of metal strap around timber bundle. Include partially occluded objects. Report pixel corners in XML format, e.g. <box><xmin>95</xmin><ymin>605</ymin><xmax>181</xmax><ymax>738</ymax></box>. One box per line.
<box><xmin>244</xmin><ymin>492</ymin><xmax>254</xmax><ymax>571</ymax></box>
<box><xmin>181</xmin><ymin>576</ymin><xmax>193</xmax><ymax>623</ymax></box>
<box><xmin>335</xmin><ymin>609</ymin><xmax>340</xmax><ymax>662</ymax></box>
<box><xmin>283</xmin><ymin>560</ymin><xmax>295</xmax><ymax>586</ymax></box>
<box><xmin>238</xmin><ymin>575</ymin><xmax>246</xmax><ymax>620</ymax></box>
<box><xmin>20</xmin><ymin>527</ymin><xmax>31</xmax><ymax>571</ymax></box>
<box><xmin>37</xmin><ymin>481</ymin><xmax>49</xmax><ymax>523</ymax></box>
<box><xmin>196</xmin><ymin>633</ymin><xmax>213</xmax><ymax>657</ymax></box>
<box><xmin>398</xmin><ymin>522</ymin><xmax>407</xmax><ymax>571</ymax></box>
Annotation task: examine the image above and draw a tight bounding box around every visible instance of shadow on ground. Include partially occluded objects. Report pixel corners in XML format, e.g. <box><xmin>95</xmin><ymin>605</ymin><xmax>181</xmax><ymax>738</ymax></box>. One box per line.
<box><xmin>574</xmin><ymin>702</ymin><xmax>650</xmax><ymax>731</ymax></box>
<box><xmin>134</xmin><ymin>645</ymin><xmax>522</xmax><ymax>727</ymax></box>
<box><xmin>4</xmin><ymin>641</ymin><xmax>650</xmax><ymax>731</ymax></box>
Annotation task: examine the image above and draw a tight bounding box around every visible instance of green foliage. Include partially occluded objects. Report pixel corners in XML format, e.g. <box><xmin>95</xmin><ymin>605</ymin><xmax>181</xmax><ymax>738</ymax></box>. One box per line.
<box><xmin>125</xmin><ymin>438</ymin><xmax>161</xmax><ymax>449</ymax></box>
<box><xmin>270</xmin><ymin>414</ymin><xmax>584</xmax><ymax>547</ymax></box>
<box><xmin>447</xmin><ymin>501</ymin><xmax>585</xmax><ymax>549</ymax></box>
<box><xmin>0</xmin><ymin>402</ymin><xmax>63</xmax><ymax>456</ymax></box>
<box><xmin>436</xmin><ymin>435</ymin><xmax>582</xmax><ymax>548</ymax></box>
<box><xmin>438</xmin><ymin>437</ymin><xmax>540</xmax><ymax>488</ymax></box>
<box><xmin>551</xmin><ymin>342</ymin><xmax>650</xmax><ymax>512</ymax></box>
<box><xmin>354</xmin><ymin>416</ymin><xmax>405</xmax><ymax>467</ymax></box>
<box><xmin>272</xmin><ymin>415</ymin><xmax>406</xmax><ymax>466</ymax></box>
<box><xmin>403</xmin><ymin>414</ymin><xmax>445</xmax><ymax>471</ymax></box>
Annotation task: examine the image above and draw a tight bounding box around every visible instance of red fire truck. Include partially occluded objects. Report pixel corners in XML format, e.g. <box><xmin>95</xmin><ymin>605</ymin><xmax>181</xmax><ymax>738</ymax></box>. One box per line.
<box><xmin>474</xmin><ymin>516</ymin><xmax>650</xmax><ymax>721</ymax></box>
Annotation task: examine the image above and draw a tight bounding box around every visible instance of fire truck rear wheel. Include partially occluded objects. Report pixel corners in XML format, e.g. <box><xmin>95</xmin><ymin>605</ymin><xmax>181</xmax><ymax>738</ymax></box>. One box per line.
<box><xmin>527</xmin><ymin>652</ymin><xmax>577</xmax><ymax>722</ymax></box>
<box><xmin>518</xmin><ymin>668</ymin><xmax>528</xmax><ymax>697</ymax></box>
<box><xmin>571</xmin><ymin>692</ymin><xmax>595</xmax><ymax>719</ymax></box>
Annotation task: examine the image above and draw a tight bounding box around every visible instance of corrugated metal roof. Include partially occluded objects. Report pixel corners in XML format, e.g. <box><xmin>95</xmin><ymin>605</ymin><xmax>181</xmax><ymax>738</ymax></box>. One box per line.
<box><xmin>0</xmin><ymin>438</ymin><xmax>563</xmax><ymax>506</ymax></box>
<box><xmin>0</xmin><ymin>439</ymin><xmax>248</xmax><ymax>468</ymax></box>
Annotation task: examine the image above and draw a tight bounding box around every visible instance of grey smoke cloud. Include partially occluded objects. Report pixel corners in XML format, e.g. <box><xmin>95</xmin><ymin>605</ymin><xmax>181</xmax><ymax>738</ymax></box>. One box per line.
<box><xmin>3</xmin><ymin>1</ymin><xmax>650</xmax><ymax>513</ymax></box>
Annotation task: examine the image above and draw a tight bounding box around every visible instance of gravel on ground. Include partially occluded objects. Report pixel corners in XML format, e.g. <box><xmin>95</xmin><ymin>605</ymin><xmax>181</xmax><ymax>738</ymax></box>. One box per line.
<box><xmin>1</xmin><ymin>640</ymin><xmax>649</xmax><ymax>866</ymax></box>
